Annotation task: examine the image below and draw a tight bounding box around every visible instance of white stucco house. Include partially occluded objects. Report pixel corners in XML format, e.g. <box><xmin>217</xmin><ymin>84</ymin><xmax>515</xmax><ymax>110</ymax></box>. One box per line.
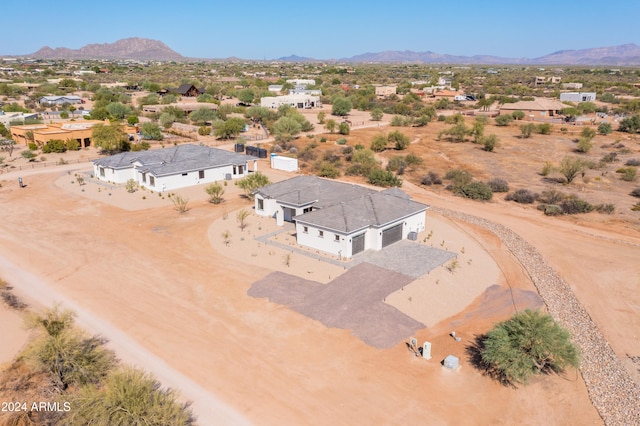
<box><xmin>254</xmin><ymin>176</ymin><xmax>427</xmax><ymax>258</ymax></box>
<box><xmin>260</xmin><ymin>94</ymin><xmax>321</xmax><ymax>109</ymax></box>
<box><xmin>92</xmin><ymin>144</ymin><xmax>258</xmax><ymax>192</ymax></box>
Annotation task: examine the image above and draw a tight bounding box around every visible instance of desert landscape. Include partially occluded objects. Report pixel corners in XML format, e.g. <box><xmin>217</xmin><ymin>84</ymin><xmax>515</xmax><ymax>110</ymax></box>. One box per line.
<box><xmin>1</xmin><ymin>47</ymin><xmax>640</xmax><ymax>424</ymax></box>
<box><xmin>1</xmin><ymin>115</ymin><xmax>639</xmax><ymax>424</ymax></box>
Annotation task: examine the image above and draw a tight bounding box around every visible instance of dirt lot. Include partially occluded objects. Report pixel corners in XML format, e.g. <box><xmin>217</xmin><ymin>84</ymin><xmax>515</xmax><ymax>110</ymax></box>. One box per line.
<box><xmin>1</xmin><ymin>116</ymin><xmax>639</xmax><ymax>424</ymax></box>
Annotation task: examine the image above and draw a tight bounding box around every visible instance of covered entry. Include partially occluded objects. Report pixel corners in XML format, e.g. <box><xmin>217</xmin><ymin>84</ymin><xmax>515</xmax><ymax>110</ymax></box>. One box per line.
<box><xmin>381</xmin><ymin>223</ymin><xmax>403</xmax><ymax>248</ymax></box>
<box><xmin>283</xmin><ymin>207</ymin><xmax>295</xmax><ymax>222</ymax></box>
<box><xmin>352</xmin><ymin>233</ymin><xmax>365</xmax><ymax>255</ymax></box>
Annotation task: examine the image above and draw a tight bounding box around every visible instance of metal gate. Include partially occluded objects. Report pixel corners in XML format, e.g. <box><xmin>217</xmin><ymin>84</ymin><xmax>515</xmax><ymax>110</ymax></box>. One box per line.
<box><xmin>381</xmin><ymin>224</ymin><xmax>402</xmax><ymax>248</ymax></box>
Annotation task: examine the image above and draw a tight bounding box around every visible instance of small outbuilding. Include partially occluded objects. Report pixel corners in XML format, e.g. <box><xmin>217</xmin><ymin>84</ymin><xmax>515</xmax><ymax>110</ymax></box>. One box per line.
<box><xmin>270</xmin><ymin>154</ymin><xmax>298</xmax><ymax>172</ymax></box>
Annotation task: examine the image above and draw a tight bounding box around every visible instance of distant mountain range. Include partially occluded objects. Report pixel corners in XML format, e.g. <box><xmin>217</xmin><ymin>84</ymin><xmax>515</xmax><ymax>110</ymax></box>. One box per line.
<box><xmin>27</xmin><ymin>38</ymin><xmax>184</xmax><ymax>61</ymax></box>
<box><xmin>10</xmin><ymin>38</ymin><xmax>640</xmax><ymax>65</ymax></box>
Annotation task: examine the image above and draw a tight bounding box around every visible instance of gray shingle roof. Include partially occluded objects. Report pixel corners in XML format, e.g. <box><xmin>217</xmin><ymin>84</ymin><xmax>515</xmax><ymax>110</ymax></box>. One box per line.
<box><xmin>93</xmin><ymin>144</ymin><xmax>253</xmax><ymax>177</ymax></box>
<box><xmin>258</xmin><ymin>176</ymin><xmax>428</xmax><ymax>234</ymax></box>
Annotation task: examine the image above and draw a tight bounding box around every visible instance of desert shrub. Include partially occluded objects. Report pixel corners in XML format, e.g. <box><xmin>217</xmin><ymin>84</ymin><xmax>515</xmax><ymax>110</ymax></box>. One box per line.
<box><xmin>66</xmin><ymin>139</ymin><xmax>80</xmax><ymax>151</ymax></box>
<box><xmin>405</xmin><ymin>154</ymin><xmax>422</xmax><ymax>166</ymax></box>
<box><xmin>342</xmin><ymin>146</ymin><xmax>353</xmax><ymax>155</ymax></box>
<box><xmin>316</xmin><ymin>161</ymin><xmax>340</xmax><ymax>178</ymax></box>
<box><xmin>198</xmin><ymin>126</ymin><xmax>211</xmax><ymax>136</ymax></box>
<box><xmin>338</xmin><ymin>122</ymin><xmax>350</xmax><ymax>135</ymax></box>
<box><xmin>576</xmin><ymin>137</ymin><xmax>593</xmax><ymax>153</ymax></box>
<box><xmin>388</xmin><ymin>130</ymin><xmax>410</xmax><ymax>150</ymax></box>
<box><xmin>487</xmin><ymin>178</ymin><xmax>509</xmax><ymax>193</ymax></box>
<box><xmin>597</xmin><ymin>122</ymin><xmax>612</xmax><ymax>135</ymax></box>
<box><xmin>632</xmin><ymin>202</ymin><xmax>640</xmax><ymax>212</ymax></box>
<box><xmin>495</xmin><ymin>115</ymin><xmax>513</xmax><ymax>126</ymax></box>
<box><xmin>336</xmin><ymin>138</ymin><xmax>347</xmax><ymax>145</ymax></box>
<box><xmin>298</xmin><ymin>146</ymin><xmax>317</xmax><ymax>161</ymax></box>
<box><xmin>600</xmin><ymin>152</ymin><xmax>618</xmax><ymax>163</ymax></box>
<box><xmin>386</xmin><ymin>156</ymin><xmax>407</xmax><ymax>173</ymax></box>
<box><xmin>205</xmin><ymin>182</ymin><xmax>225</xmax><ymax>204</ymax></box>
<box><xmin>42</xmin><ymin>139</ymin><xmax>67</xmax><ymax>153</ymax></box>
<box><xmin>482</xmin><ymin>134</ymin><xmax>498</xmax><ymax>152</ymax></box>
<box><xmin>539</xmin><ymin>188</ymin><xmax>565</xmax><ymax>204</ymax></box>
<box><xmin>454</xmin><ymin>181</ymin><xmax>493</xmax><ymax>200</ymax></box>
<box><xmin>625</xmin><ymin>159</ymin><xmax>640</xmax><ymax>167</ymax></box>
<box><xmin>370</xmin><ymin>134</ymin><xmax>388</xmax><ymax>152</ymax></box>
<box><xmin>368</xmin><ymin>169</ymin><xmax>402</xmax><ymax>187</ymax></box>
<box><xmin>541</xmin><ymin>204</ymin><xmax>563</xmax><ymax>216</ymax></box>
<box><xmin>421</xmin><ymin>171</ymin><xmax>442</xmax><ymax>186</ymax></box>
<box><xmin>537</xmin><ymin>123</ymin><xmax>552</xmax><ymax>135</ymax></box>
<box><xmin>445</xmin><ymin>169</ymin><xmax>473</xmax><ymax>187</ymax></box>
<box><xmin>520</xmin><ymin>123</ymin><xmax>536</xmax><ymax>138</ymax></box>
<box><xmin>21</xmin><ymin>150</ymin><xmax>36</xmax><ymax>160</ymax></box>
<box><xmin>630</xmin><ymin>188</ymin><xmax>640</xmax><ymax>198</ymax></box>
<box><xmin>28</xmin><ymin>142</ymin><xmax>38</xmax><ymax>151</ymax></box>
<box><xmin>505</xmin><ymin>189</ymin><xmax>538</xmax><ymax>204</ymax></box>
<box><xmin>511</xmin><ymin>110</ymin><xmax>525</xmax><ymax>120</ymax></box>
<box><xmin>437</xmin><ymin>115</ymin><xmax>446</xmax><ymax>122</ymax></box>
<box><xmin>595</xmin><ymin>203</ymin><xmax>615</xmax><ymax>214</ymax></box>
<box><xmin>540</xmin><ymin>161</ymin><xmax>554</xmax><ymax>176</ymax></box>
<box><xmin>320</xmin><ymin>137</ymin><xmax>327</xmax><ymax>143</ymax></box>
<box><xmin>560</xmin><ymin>196</ymin><xmax>593</xmax><ymax>214</ymax></box>
<box><xmin>271</xmin><ymin>144</ymin><xmax>283</xmax><ymax>153</ymax></box>
<box><xmin>391</xmin><ymin>115</ymin><xmax>412</xmax><ymax>127</ymax></box>
<box><xmin>616</xmin><ymin>167</ymin><xmax>638</xmax><ymax>182</ymax></box>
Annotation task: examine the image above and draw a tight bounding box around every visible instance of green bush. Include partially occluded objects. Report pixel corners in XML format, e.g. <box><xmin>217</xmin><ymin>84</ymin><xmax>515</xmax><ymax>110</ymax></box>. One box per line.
<box><xmin>336</xmin><ymin>138</ymin><xmax>347</xmax><ymax>145</ymax></box>
<box><xmin>445</xmin><ymin>169</ymin><xmax>473</xmax><ymax>187</ymax></box>
<box><xmin>66</xmin><ymin>139</ymin><xmax>80</xmax><ymax>151</ymax></box>
<box><xmin>368</xmin><ymin>169</ymin><xmax>402</xmax><ymax>187</ymax></box>
<box><xmin>317</xmin><ymin>161</ymin><xmax>340</xmax><ymax>178</ymax></box>
<box><xmin>454</xmin><ymin>181</ymin><xmax>493</xmax><ymax>200</ymax></box>
<box><xmin>28</xmin><ymin>142</ymin><xmax>38</xmax><ymax>151</ymax></box>
<box><xmin>388</xmin><ymin>130</ymin><xmax>410</xmax><ymax>150</ymax></box>
<box><xmin>616</xmin><ymin>167</ymin><xmax>637</xmax><ymax>182</ymax></box>
<box><xmin>42</xmin><ymin>139</ymin><xmax>67</xmax><ymax>153</ymax></box>
<box><xmin>495</xmin><ymin>115</ymin><xmax>514</xmax><ymax>126</ymax></box>
<box><xmin>625</xmin><ymin>159</ymin><xmax>640</xmax><ymax>167</ymax></box>
<box><xmin>421</xmin><ymin>172</ymin><xmax>442</xmax><ymax>185</ymax></box>
<box><xmin>338</xmin><ymin>122</ymin><xmax>350</xmax><ymax>135</ymax></box>
<box><xmin>560</xmin><ymin>196</ymin><xmax>594</xmax><ymax>214</ymax></box>
<box><xmin>543</xmin><ymin>204</ymin><xmax>563</xmax><ymax>216</ymax></box>
<box><xmin>597</xmin><ymin>122</ymin><xmax>612</xmax><ymax>135</ymax></box>
<box><xmin>537</xmin><ymin>123</ymin><xmax>552</xmax><ymax>135</ymax></box>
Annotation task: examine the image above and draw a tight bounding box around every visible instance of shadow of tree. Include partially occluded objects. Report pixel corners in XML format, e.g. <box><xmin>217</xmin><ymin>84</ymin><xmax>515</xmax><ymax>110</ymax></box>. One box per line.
<box><xmin>465</xmin><ymin>334</ymin><xmax>517</xmax><ymax>388</ymax></box>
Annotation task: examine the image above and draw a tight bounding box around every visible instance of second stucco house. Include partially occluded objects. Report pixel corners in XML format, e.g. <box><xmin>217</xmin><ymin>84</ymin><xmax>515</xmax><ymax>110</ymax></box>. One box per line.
<box><xmin>93</xmin><ymin>144</ymin><xmax>257</xmax><ymax>192</ymax></box>
<box><xmin>254</xmin><ymin>176</ymin><xmax>427</xmax><ymax>258</ymax></box>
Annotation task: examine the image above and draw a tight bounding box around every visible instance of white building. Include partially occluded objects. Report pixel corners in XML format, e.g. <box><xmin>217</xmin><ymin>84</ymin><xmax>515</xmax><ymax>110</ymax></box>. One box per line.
<box><xmin>270</xmin><ymin>154</ymin><xmax>298</xmax><ymax>172</ymax></box>
<box><xmin>0</xmin><ymin>111</ymin><xmax>38</xmax><ymax>126</ymax></box>
<box><xmin>260</xmin><ymin>94</ymin><xmax>321</xmax><ymax>109</ymax></box>
<box><xmin>286</xmin><ymin>79</ymin><xmax>315</xmax><ymax>87</ymax></box>
<box><xmin>559</xmin><ymin>92</ymin><xmax>596</xmax><ymax>102</ymax></box>
<box><xmin>254</xmin><ymin>176</ymin><xmax>427</xmax><ymax>258</ymax></box>
<box><xmin>38</xmin><ymin>95</ymin><xmax>83</xmax><ymax>105</ymax></box>
<box><xmin>92</xmin><ymin>144</ymin><xmax>257</xmax><ymax>192</ymax></box>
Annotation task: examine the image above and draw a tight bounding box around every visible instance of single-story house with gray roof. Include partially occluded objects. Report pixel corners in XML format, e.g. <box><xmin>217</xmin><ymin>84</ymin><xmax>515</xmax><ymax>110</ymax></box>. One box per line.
<box><xmin>254</xmin><ymin>176</ymin><xmax>427</xmax><ymax>258</ymax></box>
<box><xmin>92</xmin><ymin>144</ymin><xmax>257</xmax><ymax>192</ymax></box>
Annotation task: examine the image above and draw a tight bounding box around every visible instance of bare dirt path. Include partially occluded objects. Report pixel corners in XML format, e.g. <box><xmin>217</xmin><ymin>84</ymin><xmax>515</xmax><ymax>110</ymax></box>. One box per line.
<box><xmin>0</xmin><ymin>255</ymin><xmax>250</xmax><ymax>426</ymax></box>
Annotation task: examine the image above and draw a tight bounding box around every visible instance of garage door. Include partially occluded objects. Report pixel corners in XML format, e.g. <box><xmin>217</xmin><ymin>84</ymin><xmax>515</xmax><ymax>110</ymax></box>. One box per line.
<box><xmin>352</xmin><ymin>233</ymin><xmax>365</xmax><ymax>255</ymax></box>
<box><xmin>381</xmin><ymin>224</ymin><xmax>403</xmax><ymax>248</ymax></box>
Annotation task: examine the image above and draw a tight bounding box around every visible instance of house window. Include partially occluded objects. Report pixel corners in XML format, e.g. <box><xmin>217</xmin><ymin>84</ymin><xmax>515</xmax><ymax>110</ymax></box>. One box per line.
<box><xmin>318</xmin><ymin>230</ymin><xmax>324</xmax><ymax>238</ymax></box>
<box><xmin>238</xmin><ymin>165</ymin><xmax>244</xmax><ymax>174</ymax></box>
<box><xmin>99</xmin><ymin>167</ymin><xmax>105</xmax><ymax>177</ymax></box>
<box><xmin>334</xmin><ymin>234</ymin><xmax>340</xmax><ymax>242</ymax></box>
<box><xmin>182</xmin><ymin>173</ymin><xmax>188</xmax><ymax>176</ymax></box>
<box><xmin>303</xmin><ymin>226</ymin><xmax>308</xmax><ymax>233</ymax></box>
<box><xmin>141</xmin><ymin>172</ymin><xmax>146</xmax><ymax>183</ymax></box>
<box><xmin>233</xmin><ymin>165</ymin><xmax>237</xmax><ymax>175</ymax></box>
<box><xmin>303</xmin><ymin>207</ymin><xmax>312</xmax><ymax>213</ymax></box>
<box><xmin>199</xmin><ymin>170</ymin><xmax>205</xmax><ymax>179</ymax></box>
<box><xmin>149</xmin><ymin>176</ymin><xmax>155</xmax><ymax>186</ymax></box>
<box><xmin>257</xmin><ymin>198</ymin><xmax>264</xmax><ymax>211</ymax></box>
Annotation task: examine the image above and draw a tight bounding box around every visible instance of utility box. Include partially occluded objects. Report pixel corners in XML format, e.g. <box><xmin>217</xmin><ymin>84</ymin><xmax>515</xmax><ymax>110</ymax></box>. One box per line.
<box><xmin>407</xmin><ymin>231</ymin><xmax>417</xmax><ymax>241</ymax></box>
<box><xmin>270</xmin><ymin>154</ymin><xmax>299</xmax><ymax>172</ymax></box>
<box><xmin>443</xmin><ymin>355</ymin><xmax>459</xmax><ymax>369</ymax></box>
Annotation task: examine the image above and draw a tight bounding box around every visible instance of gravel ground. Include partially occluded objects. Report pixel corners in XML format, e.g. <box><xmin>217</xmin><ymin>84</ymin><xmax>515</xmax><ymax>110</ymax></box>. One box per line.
<box><xmin>432</xmin><ymin>206</ymin><xmax>640</xmax><ymax>426</ymax></box>
<box><xmin>248</xmin><ymin>263</ymin><xmax>423</xmax><ymax>349</ymax></box>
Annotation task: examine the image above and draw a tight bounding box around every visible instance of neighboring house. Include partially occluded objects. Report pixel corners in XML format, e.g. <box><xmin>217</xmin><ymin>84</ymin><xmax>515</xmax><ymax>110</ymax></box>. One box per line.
<box><xmin>260</xmin><ymin>94</ymin><xmax>321</xmax><ymax>109</ymax></box>
<box><xmin>562</xmin><ymin>82</ymin><xmax>583</xmax><ymax>90</ymax></box>
<box><xmin>174</xmin><ymin>84</ymin><xmax>204</xmax><ymax>97</ymax></box>
<box><xmin>92</xmin><ymin>144</ymin><xmax>257</xmax><ymax>192</ymax></box>
<box><xmin>559</xmin><ymin>92</ymin><xmax>596</xmax><ymax>102</ymax></box>
<box><xmin>10</xmin><ymin>120</ymin><xmax>131</xmax><ymax>148</ymax></box>
<box><xmin>0</xmin><ymin>111</ymin><xmax>38</xmax><ymax>126</ymax></box>
<box><xmin>433</xmin><ymin>89</ymin><xmax>464</xmax><ymax>100</ymax></box>
<box><xmin>141</xmin><ymin>102</ymin><xmax>217</xmax><ymax>116</ymax></box>
<box><xmin>268</xmin><ymin>85</ymin><xmax>283</xmax><ymax>93</ymax></box>
<box><xmin>375</xmin><ymin>85</ymin><xmax>397</xmax><ymax>97</ymax></box>
<box><xmin>254</xmin><ymin>176</ymin><xmax>427</xmax><ymax>258</ymax></box>
<box><xmin>286</xmin><ymin>79</ymin><xmax>315</xmax><ymax>87</ymax></box>
<box><xmin>38</xmin><ymin>95</ymin><xmax>83</xmax><ymax>105</ymax></box>
<box><xmin>499</xmin><ymin>98</ymin><xmax>567</xmax><ymax>118</ymax></box>
<box><xmin>533</xmin><ymin>76</ymin><xmax>561</xmax><ymax>86</ymax></box>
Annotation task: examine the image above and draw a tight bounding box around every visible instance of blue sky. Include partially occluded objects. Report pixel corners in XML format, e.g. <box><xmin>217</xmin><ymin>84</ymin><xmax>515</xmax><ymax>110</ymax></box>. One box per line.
<box><xmin>1</xmin><ymin>0</ymin><xmax>638</xmax><ymax>59</ymax></box>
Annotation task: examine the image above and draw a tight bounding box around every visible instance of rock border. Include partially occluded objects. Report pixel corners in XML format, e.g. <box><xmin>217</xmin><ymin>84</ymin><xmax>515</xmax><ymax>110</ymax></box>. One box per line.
<box><xmin>433</xmin><ymin>206</ymin><xmax>640</xmax><ymax>426</ymax></box>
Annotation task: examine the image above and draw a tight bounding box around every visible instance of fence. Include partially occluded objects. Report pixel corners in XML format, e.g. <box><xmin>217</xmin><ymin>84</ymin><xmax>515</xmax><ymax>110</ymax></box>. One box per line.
<box><xmin>0</xmin><ymin>156</ymin><xmax>101</xmax><ymax>172</ymax></box>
